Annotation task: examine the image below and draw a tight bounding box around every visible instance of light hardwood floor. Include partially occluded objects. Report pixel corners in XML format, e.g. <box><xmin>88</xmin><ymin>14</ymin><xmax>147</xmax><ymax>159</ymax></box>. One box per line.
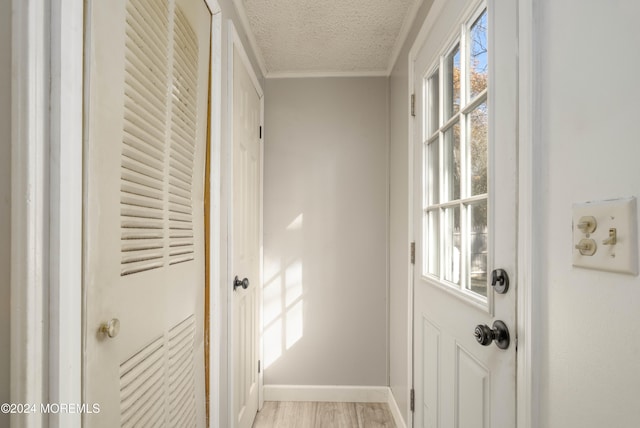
<box><xmin>252</xmin><ymin>401</ymin><xmax>396</xmax><ymax>428</ymax></box>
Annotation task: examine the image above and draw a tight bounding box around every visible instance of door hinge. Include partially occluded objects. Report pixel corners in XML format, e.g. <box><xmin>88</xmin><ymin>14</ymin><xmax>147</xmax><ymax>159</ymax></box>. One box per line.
<box><xmin>259</xmin><ymin>125</ymin><xmax>262</xmax><ymax>139</ymax></box>
<box><xmin>410</xmin><ymin>94</ymin><xmax>416</xmax><ymax>117</ymax></box>
<box><xmin>410</xmin><ymin>388</ymin><xmax>415</xmax><ymax>412</ymax></box>
<box><xmin>410</xmin><ymin>241</ymin><xmax>415</xmax><ymax>265</ymax></box>
<box><xmin>258</xmin><ymin>360</ymin><xmax>261</xmax><ymax>373</ymax></box>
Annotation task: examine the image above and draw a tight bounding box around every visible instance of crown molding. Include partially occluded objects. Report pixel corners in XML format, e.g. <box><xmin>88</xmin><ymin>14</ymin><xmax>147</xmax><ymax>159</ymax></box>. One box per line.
<box><xmin>231</xmin><ymin>0</ymin><xmax>268</xmax><ymax>78</ymax></box>
<box><xmin>266</xmin><ymin>69</ymin><xmax>389</xmax><ymax>79</ymax></box>
<box><xmin>387</xmin><ymin>0</ymin><xmax>425</xmax><ymax>75</ymax></box>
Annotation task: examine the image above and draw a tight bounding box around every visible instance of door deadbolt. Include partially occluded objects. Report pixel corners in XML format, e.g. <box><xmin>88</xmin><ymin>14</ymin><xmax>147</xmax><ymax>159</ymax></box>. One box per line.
<box><xmin>234</xmin><ymin>276</ymin><xmax>250</xmax><ymax>290</ymax></box>
<box><xmin>474</xmin><ymin>320</ymin><xmax>510</xmax><ymax>350</ymax></box>
<box><xmin>491</xmin><ymin>269</ymin><xmax>509</xmax><ymax>294</ymax></box>
<box><xmin>99</xmin><ymin>318</ymin><xmax>120</xmax><ymax>339</ymax></box>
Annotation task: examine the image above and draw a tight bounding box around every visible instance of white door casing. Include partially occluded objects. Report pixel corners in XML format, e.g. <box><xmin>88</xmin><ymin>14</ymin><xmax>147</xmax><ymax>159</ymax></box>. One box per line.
<box><xmin>228</xmin><ymin>21</ymin><xmax>264</xmax><ymax>428</ymax></box>
<box><xmin>84</xmin><ymin>0</ymin><xmax>211</xmax><ymax>425</ymax></box>
<box><xmin>412</xmin><ymin>0</ymin><xmax>518</xmax><ymax>427</ymax></box>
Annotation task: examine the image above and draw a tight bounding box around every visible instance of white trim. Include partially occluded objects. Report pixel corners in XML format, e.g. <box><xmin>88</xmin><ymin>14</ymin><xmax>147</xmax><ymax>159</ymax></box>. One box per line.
<box><xmin>227</xmin><ymin>19</ymin><xmax>265</xmax><ymax>428</ymax></box>
<box><xmin>406</xmin><ymin>15</ymin><xmax>417</xmax><ymax>428</ymax></box>
<box><xmin>230</xmin><ymin>0</ymin><xmax>268</xmax><ymax>77</ymax></box>
<box><xmin>258</xmin><ymin>95</ymin><xmax>265</xmax><ymax>411</ymax></box>
<box><xmin>228</xmin><ymin>22</ymin><xmax>264</xmax><ymax>97</ymax></box>
<box><xmin>10</xmin><ymin>0</ymin><xmax>49</xmax><ymax>426</ymax></box>
<box><xmin>48</xmin><ymin>0</ymin><xmax>84</xmax><ymax>427</ymax></box>
<box><xmin>266</xmin><ymin>70</ymin><xmax>388</xmax><ymax>79</ymax></box>
<box><xmin>408</xmin><ymin>0</ymin><xmax>448</xmax><ymax>65</ymax></box>
<box><xmin>387</xmin><ymin>388</ymin><xmax>408</xmax><ymax>428</ymax></box>
<box><xmin>516</xmin><ymin>0</ymin><xmax>538</xmax><ymax>427</ymax></box>
<box><xmin>207</xmin><ymin>2</ymin><xmax>223</xmax><ymax>427</ymax></box>
<box><xmin>263</xmin><ymin>385</ymin><xmax>389</xmax><ymax>403</ymax></box>
<box><xmin>387</xmin><ymin>0</ymin><xmax>425</xmax><ymax>75</ymax></box>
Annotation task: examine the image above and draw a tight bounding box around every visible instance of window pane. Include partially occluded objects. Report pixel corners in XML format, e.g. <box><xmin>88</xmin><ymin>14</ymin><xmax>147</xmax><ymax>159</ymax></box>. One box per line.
<box><xmin>469</xmin><ymin>10</ymin><xmax>488</xmax><ymax>99</ymax></box>
<box><xmin>427</xmin><ymin>210</ymin><xmax>439</xmax><ymax>275</ymax></box>
<box><xmin>427</xmin><ymin>70</ymin><xmax>440</xmax><ymax>135</ymax></box>
<box><xmin>444</xmin><ymin>45</ymin><xmax>461</xmax><ymax>120</ymax></box>
<box><xmin>443</xmin><ymin>206</ymin><xmax>461</xmax><ymax>285</ymax></box>
<box><xmin>468</xmin><ymin>200</ymin><xmax>488</xmax><ymax>297</ymax></box>
<box><xmin>427</xmin><ymin>140</ymin><xmax>439</xmax><ymax>205</ymax></box>
<box><xmin>469</xmin><ymin>102</ymin><xmax>488</xmax><ymax>196</ymax></box>
<box><xmin>444</xmin><ymin>122</ymin><xmax>461</xmax><ymax>202</ymax></box>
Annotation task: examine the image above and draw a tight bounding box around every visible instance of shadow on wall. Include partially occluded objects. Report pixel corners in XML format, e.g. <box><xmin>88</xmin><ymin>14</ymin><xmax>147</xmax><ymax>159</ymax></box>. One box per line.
<box><xmin>263</xmin><ymin>213</ymin><xmax>305</xmax><ymax>368</ymax></box>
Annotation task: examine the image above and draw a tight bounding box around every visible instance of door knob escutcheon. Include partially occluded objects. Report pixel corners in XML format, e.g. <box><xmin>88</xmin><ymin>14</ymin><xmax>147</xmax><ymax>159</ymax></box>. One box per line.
<box><xmin>99</xmin><ymin>318</ymin><xmax>120</xmax><ymax>339</ymax></box>
<box><xmin>474</xmin><ymin>320</ymin><xmax>510</xmax><ymax>350</ymax></box>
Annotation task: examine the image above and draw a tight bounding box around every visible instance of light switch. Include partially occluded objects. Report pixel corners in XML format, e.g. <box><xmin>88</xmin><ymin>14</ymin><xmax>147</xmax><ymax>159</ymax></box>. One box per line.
<box><xmin>572</xmin><ymin>197</ymin><xmax>638</xmax><ymax>275</ymax></box>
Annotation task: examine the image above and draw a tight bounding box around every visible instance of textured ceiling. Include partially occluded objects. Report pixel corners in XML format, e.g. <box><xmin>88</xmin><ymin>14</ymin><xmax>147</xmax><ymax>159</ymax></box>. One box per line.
<box><xmin>242</xmin><ymin>0</ymin><xmax>417</xmax><ymax>75</ymax></box>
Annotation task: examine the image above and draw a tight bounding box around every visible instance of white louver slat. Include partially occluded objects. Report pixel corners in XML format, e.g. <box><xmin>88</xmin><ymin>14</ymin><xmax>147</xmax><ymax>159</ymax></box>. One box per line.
<box><xmin>168</xmin><ymin>315</ymin><xmax>197</xmax><ymax>426</ymax></box>
<box><xmin>120</xmin><ymin>0</ymin><xmax>200</xmax><ymax>275</ymax></box>
<box><xmin>169</xmin><ymin>6</ymin><xmax>199</xmax><ymax>266</ymax></box>
<box><xmin>119</xmin><ymin>336</ymin><xmax>166</xmax><ymax>427</ymax></box>
<box><xmin>121</xmin><ymin>0</ymin><xmax>170</xmax><ymax>276</ymax></box>
<box><xmin>119</xmin><ymin>315</ymin><xmax>197</xmax><ymax>427</ymax></box>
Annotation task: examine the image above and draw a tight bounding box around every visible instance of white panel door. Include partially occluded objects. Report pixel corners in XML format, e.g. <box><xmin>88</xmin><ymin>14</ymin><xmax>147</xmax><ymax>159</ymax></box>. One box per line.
<box><xmin>412</xmin><ymin>0</ymin><xmax>517</xmax><ymax>427</ymax></box>
<box><xmin>232</xmin><ymin>47</ymin><xmax>262</xmax><ymax>428</ymax></box>
<box><xmin>84</xmin><ymin>0</ymin><xmax>211</xmax><ymax>426</ymax></box>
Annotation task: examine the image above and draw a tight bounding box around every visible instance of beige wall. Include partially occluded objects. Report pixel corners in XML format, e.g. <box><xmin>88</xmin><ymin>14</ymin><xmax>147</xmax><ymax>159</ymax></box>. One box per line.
<box><xmin>537</xmin><ymin>1</ymin><xmax>640</xmax><ymax>426</ymax></box>
<box><xmin>0</xmin><ymin>0</ymin><xmax>10</xmax><ymax>425</ymax></box>
<box><xmin>388</xmin><ymin>0</ymin><xmax>434</xmax><ymax>424</ymax></box>
<box><xmin>263</xmin><ymin>77</ymin><xmax>389</xmax><ymax>387</ymax></box>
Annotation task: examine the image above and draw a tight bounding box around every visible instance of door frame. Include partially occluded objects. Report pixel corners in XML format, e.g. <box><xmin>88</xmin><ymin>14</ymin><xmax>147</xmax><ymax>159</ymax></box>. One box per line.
<box><xmin>11</xmin><ymin>1</ymin><xmax>84</xmax><ymax>427</ymax></box>
<box><xmin>226</xmin><ymin>20</ymin><xmax>265</xmax><ymax>428</ymax></box>
<box><xmin>10</xmin><ymin>0</ymin><xmax>223</xmax><ymax>426</ymax></box>
<box><xmin>206</xmin><ymin>3</ymin><xmax>224</xmax><ymax>427</ymax></box>
<box><xmin>406</xmin><ymin>0</ymin><xmax>539</xmax><ymax>427</ymax></box>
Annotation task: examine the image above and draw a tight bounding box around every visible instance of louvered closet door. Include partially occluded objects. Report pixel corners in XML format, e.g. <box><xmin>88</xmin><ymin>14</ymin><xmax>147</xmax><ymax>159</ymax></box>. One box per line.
<box><xmin>84</xmin><ymin>0</ymin><xmax>211</xmax><ymax>426</ymax></box>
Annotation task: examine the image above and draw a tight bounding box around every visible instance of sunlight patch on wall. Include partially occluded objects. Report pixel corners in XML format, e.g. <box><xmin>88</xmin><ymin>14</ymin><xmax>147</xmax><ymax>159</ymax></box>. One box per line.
<box><xmin>286</xmin><ymin>213</ymin><xmax>303</xmax><ymax>231</ymax></box>
<box><xmin>263</xmin><ymin>318</ymin><xmax>282</xmax><ymax>368</ymax></box>
<box><xmin>286</xmin><ymin>300</ymin><xmax>303</xmax><ymax>350</ymax></box>
<box><xmin>263</xmin><ymin>273</ymin><xmax>282</xmax><ymax>326</ymax></box>
<box><xmin>263</xmin><ymin>213</ymin><xmax>306</xmax><ymax>369</ymax></box>
<box><xmin>285</xmin><ymin>260</ymin><xmax>302</xmax><ymax>306</ymax></box>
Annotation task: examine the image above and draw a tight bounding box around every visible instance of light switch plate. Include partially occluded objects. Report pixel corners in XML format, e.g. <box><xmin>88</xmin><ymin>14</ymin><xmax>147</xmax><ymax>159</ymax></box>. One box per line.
<box><xmin>572</xmin><ymin>197</ymin><xmax>638</xmax><ymax>275</ymax></box>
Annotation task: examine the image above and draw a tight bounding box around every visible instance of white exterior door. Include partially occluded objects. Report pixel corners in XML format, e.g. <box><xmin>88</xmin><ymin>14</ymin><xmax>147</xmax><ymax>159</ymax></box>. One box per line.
<box><xmin>231</xmin><ymin>44</ymin><xmax>262</xmax><ymax>428</ymax></box>
<box><xmin>412</xmin><ymin>0</ymin><xmax>517</xmax><ymax>427</ymax></box>
<box><xmin>84</xmin><ymin>0</ymin><xmax>211</xmax><ymax>425</ymax></box>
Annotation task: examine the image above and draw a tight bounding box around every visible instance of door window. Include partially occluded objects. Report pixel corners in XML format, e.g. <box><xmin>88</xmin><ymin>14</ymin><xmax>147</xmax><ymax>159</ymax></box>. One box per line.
<box><xmin>422</xmin><ymin>5</ymin><xmax>489</xmax><ymax>300</ymax></box>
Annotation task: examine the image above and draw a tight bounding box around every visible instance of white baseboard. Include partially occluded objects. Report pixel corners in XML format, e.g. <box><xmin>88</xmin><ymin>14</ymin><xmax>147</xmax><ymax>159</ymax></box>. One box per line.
<box><xmin>386</xmin><ymin>388</ymin><xmax>408</xmax><ymax>428</ymax></box>
<box><xmin>263</xmin><ymin>385</ymin><xmax>408</xmax><ymax>427</ymax></box>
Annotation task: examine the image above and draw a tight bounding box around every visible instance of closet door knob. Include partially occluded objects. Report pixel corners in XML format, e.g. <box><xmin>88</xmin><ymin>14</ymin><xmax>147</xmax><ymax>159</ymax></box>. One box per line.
<box><xmin>99</xmin><ymin>318</ymin><xmax>120</xmax><ymax>339</ymax></box>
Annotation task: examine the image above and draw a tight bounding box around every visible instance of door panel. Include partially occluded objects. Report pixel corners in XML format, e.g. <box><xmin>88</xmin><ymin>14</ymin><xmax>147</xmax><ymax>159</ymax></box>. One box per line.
<box><xmin>413</xmin><ymin>0</ymin><xmax>518</xmax><ymax>427</ymax></box>
<box><xmin>232</xmin><ymin>47</ymin><xmax>261</xmax><ymax>428</ymax></box>
<box><xmin>456</xmin><ymin>345</ymin><xmax>489</xmax><ymax>428</ymax></box>
<box><xmin>84</xmin><ymin>0</ymin><xmax>211</xmax><ymax>425</ymax></box>
<box><xmin>421</xmin><ymin>318</ymin><xmax>440</xmax><ymax>427</ymax></box>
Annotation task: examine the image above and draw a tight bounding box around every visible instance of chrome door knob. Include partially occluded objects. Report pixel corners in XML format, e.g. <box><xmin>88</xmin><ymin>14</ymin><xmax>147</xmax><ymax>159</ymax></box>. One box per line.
<box><xmin>474</xmin><ymin>320</ymin><xmax>510</xmax><ymax>350</ymax></box>
<box><xmin>100</xmin><ymin>318</ymin><xmax>120</xmax><ymax>338</ymax></box>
